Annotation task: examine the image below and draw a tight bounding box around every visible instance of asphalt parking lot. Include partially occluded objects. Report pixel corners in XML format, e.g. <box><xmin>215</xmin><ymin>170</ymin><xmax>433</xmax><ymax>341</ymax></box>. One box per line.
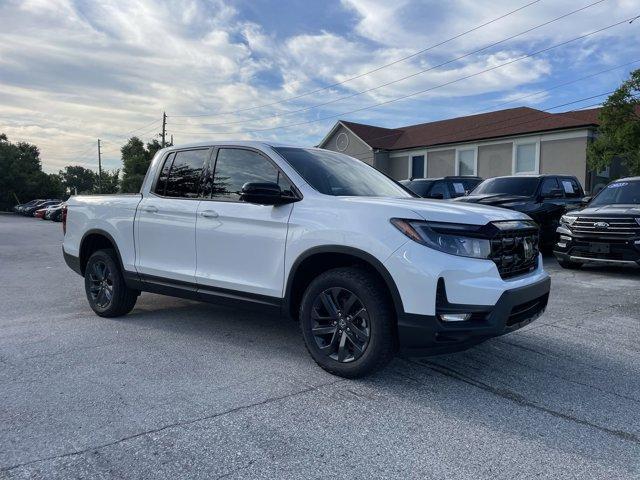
<box><xmin>1</xmin><ymin>214</ymin><xmax>639</xmax><ymax>479</ymax></box>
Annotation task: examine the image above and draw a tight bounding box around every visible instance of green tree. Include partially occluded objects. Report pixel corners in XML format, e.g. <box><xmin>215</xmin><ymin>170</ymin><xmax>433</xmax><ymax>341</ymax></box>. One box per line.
<box><xmin>120</xmin><ymin>136</ymin><xmax>172</xmax><ymax>193</ymax></box>
<box><xmin>146</xmin><ymin>138</ymin><xmax>165</xmax><ymax>159</ymax></box>
<box><xmin>120</xmin><ymin>137</ymin><xmax>150</xmax><ymax>193</ymax></box>
<box><xmin>0</xmin><ymin>134</ymin><xmax>64</xmax><ymax>209</ymax></box>
<box><xmin>96</xmin><ymin>169</ymin><xmax>120</xmax><ymax>194</ymax></box>
<box><xmin>587</xmin><ymin>68</ymin><xmax>640</xmax><ymax>176</ymax></box>
<box><xmin>59</xmin><ymin>165</ymin><xmax>97</xmax><ymax>194</ymax></box>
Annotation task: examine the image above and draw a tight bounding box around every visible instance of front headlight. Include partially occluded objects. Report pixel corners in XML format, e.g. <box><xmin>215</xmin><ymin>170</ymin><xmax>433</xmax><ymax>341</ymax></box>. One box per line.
<box><xmin>560</xmin><ymin>215</ymin><xmax>577</xmax><ymax>226</ymax></box>
<box><xmin>390</xmin><ymin>218</ymin><xmax>491</xmax><ymax>259</ymax></box>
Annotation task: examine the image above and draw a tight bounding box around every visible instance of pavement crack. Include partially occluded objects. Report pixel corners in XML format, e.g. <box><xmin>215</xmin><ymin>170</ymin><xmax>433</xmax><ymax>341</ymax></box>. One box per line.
<box><xmin>0</xmin><ymin>379</ymin><xmax>343</xmax><ymax>473</ymax></box>
<box><xmin>409</xmin><ymin>359</ymin><xmax>640</xmax><ymax>445</ymax></box>
<box><xmin>480</xmin><ymin>347</ymin><xmax>640</xmax><ymax>405</ymax></box>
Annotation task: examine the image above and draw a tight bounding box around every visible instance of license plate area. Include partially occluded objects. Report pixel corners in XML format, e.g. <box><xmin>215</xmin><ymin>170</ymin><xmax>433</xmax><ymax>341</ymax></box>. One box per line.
<box><xmin>589</xmin><ymin>243</ymin><xmax>610</xmax><ymax>254</ymax></box>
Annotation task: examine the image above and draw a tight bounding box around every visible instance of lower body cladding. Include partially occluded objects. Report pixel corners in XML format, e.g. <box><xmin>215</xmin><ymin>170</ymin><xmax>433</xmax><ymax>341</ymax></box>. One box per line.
<box><xmin>384</xmin><ymin>241</ymin><xmax>550</xmax><ymax>355</ymax></box>
<box><xmin>64</xmin><ymin>244</ymin><xmax>551</xmax><ymax>358</ymax></box>
<box><xmin>553</xmin><ymin>226</ymin><xmax>640</xmax><ymax>266</ymax></box>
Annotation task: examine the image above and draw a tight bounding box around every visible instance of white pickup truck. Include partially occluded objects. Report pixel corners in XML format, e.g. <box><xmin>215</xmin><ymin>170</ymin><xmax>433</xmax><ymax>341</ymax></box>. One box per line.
<box><xmin>63</xmin><ymin>141</ymin><xmax>550</xmax><ymax>377</ymax></box>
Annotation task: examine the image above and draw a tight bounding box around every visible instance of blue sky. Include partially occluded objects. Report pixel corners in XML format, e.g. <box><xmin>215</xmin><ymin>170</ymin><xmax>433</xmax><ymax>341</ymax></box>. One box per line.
<box><xmin>1</xmin><ymin>0</ymin><xmax>639</xmax><ymax>172</ymax></box>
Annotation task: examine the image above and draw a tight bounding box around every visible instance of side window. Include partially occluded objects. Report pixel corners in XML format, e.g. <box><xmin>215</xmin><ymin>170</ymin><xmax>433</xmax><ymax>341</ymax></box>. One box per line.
<box><xmin>165</xmin><ymin>149</ymin><xmax>209</xmax><ymax>198</ymax></box>
<box><xmin>540</xmin><ymin>177</ymin><xmax>560</xmax><ymax>197</ymax></box>
<box><xmin>154</xmin><ymin>152</ymin><xmax>175</xmax><ymax>196</ymax></box>
<box><xmin>449</xmin><ymin>181</ymin><xmax>467</xmax><ymax>198</ymax></box>
<box><xmin>561</xmin><ymin>177</ymin><xmax>582</xmax><ymax>198</ymax></box>
<box><xmin>429</xmin><ymin>181</ymin><xmax>446</xmax><ymax>199</ymax></box>
<box><xmin>212</xmin><ymin>148</ymin><xmax>294</xmax><ymax>201</ymax></box>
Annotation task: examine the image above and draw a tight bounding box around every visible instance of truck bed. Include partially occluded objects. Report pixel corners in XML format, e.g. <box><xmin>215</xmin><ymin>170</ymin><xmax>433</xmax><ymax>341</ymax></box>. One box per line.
<box><xmin>63</xmin><ymin>194</ymin><xmax>142</xmax><ymax>273</ymax></box>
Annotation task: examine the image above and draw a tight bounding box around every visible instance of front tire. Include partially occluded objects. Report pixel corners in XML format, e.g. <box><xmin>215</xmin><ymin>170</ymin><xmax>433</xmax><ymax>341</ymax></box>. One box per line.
<box><xmin>84</xmin><ymin>249</ymin><xmax>139</xmax><ymax>317</ymax></box>
<box><xmin>299</xmin><ymin>267</ymin><xmax>396</xmax><ymax>378</ymax></box>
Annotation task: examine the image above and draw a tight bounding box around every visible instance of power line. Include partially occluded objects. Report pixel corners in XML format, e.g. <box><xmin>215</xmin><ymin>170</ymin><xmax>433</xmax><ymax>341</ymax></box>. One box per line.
<box><xmin>167</xmin><ymin>15</ymin><xmax>638</xmax><ymax>136</ymax></box>
<box><xmin>470</xmin><ymin>59</ymin><xmax>640</xmax><ymax>114</ymax></box>
<box><xmin>169</xmin><ymin>0</ymin><xmax>606</xmax><ymax>128</ymax></box>
<box><xmin>168</xmin><ymin>0</ymin><xmax>543</xmax><ymax>118</ymax></box>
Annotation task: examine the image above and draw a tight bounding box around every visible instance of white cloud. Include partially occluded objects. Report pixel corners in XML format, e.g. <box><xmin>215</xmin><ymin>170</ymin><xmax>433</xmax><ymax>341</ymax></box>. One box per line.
<box><xmin>0</xmin><ymin>0</ymin><xmax>638</xmax><ymax>172</ymax></box>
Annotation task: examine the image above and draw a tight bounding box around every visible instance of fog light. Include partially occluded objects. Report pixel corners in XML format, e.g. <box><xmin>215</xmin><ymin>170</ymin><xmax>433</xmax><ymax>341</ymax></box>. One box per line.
<box><xmin>557</xmin><ymin>242</ymin><xmax>567</xmax><ymax>248</ymax></box>
<box><xmin>439</xmin><ymin>313</ymin><xmax>472</xmax><ymax>322</ymax></box>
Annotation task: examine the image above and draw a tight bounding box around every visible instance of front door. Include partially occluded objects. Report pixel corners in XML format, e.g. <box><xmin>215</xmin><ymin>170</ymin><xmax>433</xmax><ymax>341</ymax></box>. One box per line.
<box><xmin>195</xmin><ymin>147</ymin><xmax>295</xmax><ymax>299</ymax></box>
<box><xmin>135</xmin><ymin>148</ymin><xmax>211</xmax><ymax>283</ymax></box>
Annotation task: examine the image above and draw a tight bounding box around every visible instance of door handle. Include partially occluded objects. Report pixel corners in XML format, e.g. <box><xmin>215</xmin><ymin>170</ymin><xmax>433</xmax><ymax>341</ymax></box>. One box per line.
<box><xmin>142</xmin><ymin>205</ymin><xmax>158</xmax><ymax>213</ymax></box>
<box><xmin>200</xmin><ymin>210</ymin><xmax>219</xmax><ymax>218</ymax></box>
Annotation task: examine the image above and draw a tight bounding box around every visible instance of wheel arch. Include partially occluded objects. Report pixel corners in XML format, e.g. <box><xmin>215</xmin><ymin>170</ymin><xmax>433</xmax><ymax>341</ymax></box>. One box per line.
<box><xmin>284</xmin><ymin>245</ymin><xmax>404</xmax><ymax>321</ymax></box>
<box><xmin>79</xmin><ymin>229</ymin><xmax>126</xmax><ymax>277</ymax></box>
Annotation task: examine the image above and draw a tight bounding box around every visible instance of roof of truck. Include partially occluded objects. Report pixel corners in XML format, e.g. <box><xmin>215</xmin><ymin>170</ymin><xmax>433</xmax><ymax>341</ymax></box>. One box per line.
<box><xmin>160</xmin><ymin>140</ymin><xmax>308</xmax><ymax>151</ymax></box>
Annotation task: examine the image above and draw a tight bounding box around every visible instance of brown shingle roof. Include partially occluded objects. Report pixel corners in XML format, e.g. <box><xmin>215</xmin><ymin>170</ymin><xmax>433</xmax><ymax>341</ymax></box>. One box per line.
<box><xmin>340</xmin><ymin>121</ymin><xmax>403</xmax><ymax>149</ymax></box>
<box><xmin>338</xmin><ymin>107</ymin><xmax>603</xmax><ymax>151</ymax></box>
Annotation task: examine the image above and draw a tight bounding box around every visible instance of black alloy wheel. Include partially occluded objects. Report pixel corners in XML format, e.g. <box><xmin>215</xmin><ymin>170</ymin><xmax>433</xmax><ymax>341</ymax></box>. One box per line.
<box><xmin>311</xmin><ymin>287</ymin><xmax>371</xmax><ymax>363</ymax></box>
<box><xmin>88</xmin><ymin>260</ymin><xmax>114</xmax><ymax>308</ymax></box>
<box><xmin>84</xmin><ymin>249</ymin><xmax>138</xmax><ymax>317</ymax></box>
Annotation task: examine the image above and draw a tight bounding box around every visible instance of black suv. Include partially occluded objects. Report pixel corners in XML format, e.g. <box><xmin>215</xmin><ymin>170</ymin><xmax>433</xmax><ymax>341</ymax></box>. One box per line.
<box><xmin>400</xmin><ymin>176</ymin><xmax>483</xmax><ymax>199</ymax></box>
<box><xmin>455</xmin><ymin>174</ymin><xmax>585</xmax><ymax>248</ymax></box>
<box><xmin>554</xmin><ymin>177</ymin><xmax>640</xmax><ymax>268</ymax></box>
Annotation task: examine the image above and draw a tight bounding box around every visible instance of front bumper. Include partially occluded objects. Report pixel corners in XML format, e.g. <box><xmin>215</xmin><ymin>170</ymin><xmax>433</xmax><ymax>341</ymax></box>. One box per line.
<box><xmin>553</xmin><ymin>226</ymin><xmax>640</xmax><ymax>266</ymax></box>
<box><xmin>397</xmin><ymin>276</ymin><xmax>550</xmax><ymax>355</ymax></box>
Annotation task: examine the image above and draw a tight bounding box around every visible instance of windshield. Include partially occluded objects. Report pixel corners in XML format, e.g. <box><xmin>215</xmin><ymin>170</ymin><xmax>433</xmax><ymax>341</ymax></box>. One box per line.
<box><xmin>590</xmin><ymin>180</ymin><xmax>640</xmax><ymax>206</ymax></box>
<box><xmin>273</xmin><ymin>147</ymin><xmax>412</xmax><ymax>197</ymax></box>
<box><xmin>472</xmin><ymin>177</ymin><xmax>539</xmax><ymax>196</ymax></box>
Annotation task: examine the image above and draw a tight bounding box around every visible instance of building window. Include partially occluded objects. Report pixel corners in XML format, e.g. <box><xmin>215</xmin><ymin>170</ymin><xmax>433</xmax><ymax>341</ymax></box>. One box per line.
<box><xmin>456</xmin><ymin>148</ymin><xmax>476</xmax><ymax>176</ymax></box>
<box><xmin>514</xmin><ymin>142</ymin><xmax>538</xmax><ymax>174</ymax></box>
<box><xmin>411</xmin><ymin>155</ymin><xmax>425</xmax><ymax>179</ymax></box>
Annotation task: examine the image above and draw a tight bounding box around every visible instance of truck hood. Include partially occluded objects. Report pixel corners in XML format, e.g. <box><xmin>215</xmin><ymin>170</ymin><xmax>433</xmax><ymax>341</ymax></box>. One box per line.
<box><xmin>570</xmin><ymin>204</ymin><xmax>640</xmax><ymax>217</ymax></box>
<box><xmin>454</xmin><ymin>193</ymin><xmax>534</xmax><ymax>206</ymax></box>
<box><xmin>339</xmin><ymin>196</ymin><xmax>530</xmax><ymax>225</ymax></box>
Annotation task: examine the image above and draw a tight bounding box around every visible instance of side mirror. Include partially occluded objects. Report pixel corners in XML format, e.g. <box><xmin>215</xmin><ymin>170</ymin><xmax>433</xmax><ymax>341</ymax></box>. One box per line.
<box><xmin>429</xmin><ymin>192</ymin><xmax>444</xmax><ymax>199</ymax></box>
<box><xmin>581</xmin><ymin>195</ymin><xmax>592</xmax><ymax>206</ymax></box>
<box><xmin>240</xmin><ymin>182</ymin><xmax>295</xmax><ymax>205</ymax></box>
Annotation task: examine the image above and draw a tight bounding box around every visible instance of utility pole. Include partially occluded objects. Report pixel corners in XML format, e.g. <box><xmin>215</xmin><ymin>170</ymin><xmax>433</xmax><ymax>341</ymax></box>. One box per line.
<box><xmin>161</xmin><ymin>111</ymin><xmax>167</xmax><ymax>147</ymax></box>
<box><xmin>97</xmin><ymin>139</ymin><xmax>103</xmax><ymax>194</ymax></box>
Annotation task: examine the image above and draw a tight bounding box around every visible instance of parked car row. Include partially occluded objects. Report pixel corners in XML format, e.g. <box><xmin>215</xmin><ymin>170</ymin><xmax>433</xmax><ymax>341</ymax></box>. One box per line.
<box><xmin>402</xmin><ymin>174</ymin><xmax>640</xmax><ymax>269</ymax></box>
<box><xmin>13</xmin><ymin>199</ymin><xmax>65</xmax><ymax>221</ymax></box>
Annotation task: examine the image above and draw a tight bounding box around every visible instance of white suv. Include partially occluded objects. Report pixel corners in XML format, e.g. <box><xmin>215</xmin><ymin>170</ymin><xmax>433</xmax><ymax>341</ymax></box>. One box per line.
<box><xmin>62</xmin><ymin>141</ymin><xmax>550</xmax><ymax>377</ymax></box>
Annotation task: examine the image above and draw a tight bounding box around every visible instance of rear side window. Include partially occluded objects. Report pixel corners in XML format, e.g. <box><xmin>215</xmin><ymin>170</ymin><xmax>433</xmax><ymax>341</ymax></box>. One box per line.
<box><xmin>164</xmin><ymin>149</ymin><xmax>209</xmax><ymax>198</ymax></box>
<box><xmin>212</xmin><ymin>148</ymin><xmax>294</xmax><ymax>201</ymax></box>
<box><xmin>449</xmin><ymin>181</ymin><xmax>467</xmax><ymax>198</ymax></box>
<box><xmin>154</xmin><ymin>152</ymin><xmax>175</xmax><ymax>196</ymax></box>
<box><xmin>561</xmin><ymin>177</ymin><xmax>583</xmax><ymax>198</ymax></box>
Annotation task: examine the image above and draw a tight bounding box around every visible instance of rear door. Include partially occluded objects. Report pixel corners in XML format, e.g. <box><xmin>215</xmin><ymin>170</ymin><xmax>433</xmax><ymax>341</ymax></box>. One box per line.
<box><xmin>195</xmin><ymin>147</ymin><xmax>296</xmax><ymax>298</ymax></box>
<box><xmin>135</xmin><ymin>148</ymin><xmax>211</xmax><ymax>283</ymax></box>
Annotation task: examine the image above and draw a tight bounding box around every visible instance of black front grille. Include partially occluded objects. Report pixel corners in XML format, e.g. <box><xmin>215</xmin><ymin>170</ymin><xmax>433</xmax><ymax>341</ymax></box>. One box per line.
<box><xmin>489</xmin><ymin>228</ymin><xmax>539</xmax><ymax>279</ymax></box>
<box><xmin>572</xmin><ymin>216</ymin><xmax>640</xmax><ymax>238</ymax></box>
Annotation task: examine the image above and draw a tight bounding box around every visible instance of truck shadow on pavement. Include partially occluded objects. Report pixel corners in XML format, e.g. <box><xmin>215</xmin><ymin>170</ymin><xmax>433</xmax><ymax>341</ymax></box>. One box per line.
<box><xmin>113</xmin><ymin>292</ymin><xmax>640</xmax><ymax>470</ymax></box>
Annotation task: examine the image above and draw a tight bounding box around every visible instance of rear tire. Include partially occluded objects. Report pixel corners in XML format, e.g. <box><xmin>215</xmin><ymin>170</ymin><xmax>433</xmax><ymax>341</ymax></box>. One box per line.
<box><xmin>84</xmin><ymin>249</ymin><xmax>139</xmax><ymax>317</ymax></box>
<box><xmin>299</xmin><ymin>267</ymin><xmax>396</xmax><ymax>378</ymax></box>
<box><xmin>557</xmin><ymin>257</ymin><xmax>582</xmax><ymax>269</ymax></box>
